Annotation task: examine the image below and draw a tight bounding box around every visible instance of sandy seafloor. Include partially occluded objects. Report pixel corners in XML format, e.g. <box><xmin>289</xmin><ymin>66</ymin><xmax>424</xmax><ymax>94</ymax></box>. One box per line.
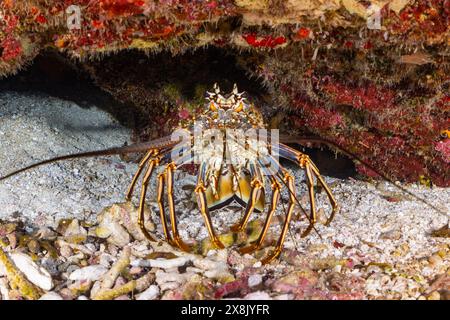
<box><xmin>0</xmin><ymin>90</ymin><xmax>449</xmax><ymax>300</ymax></box>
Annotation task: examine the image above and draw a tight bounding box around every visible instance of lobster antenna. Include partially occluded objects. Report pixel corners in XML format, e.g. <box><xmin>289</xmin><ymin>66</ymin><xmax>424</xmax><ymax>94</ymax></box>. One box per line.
<box><xmin>280</xmin><ymin>135</ymin><xmax>448</xmax><ymax>217</ymax></box>
<box><xmin>0</xmin><ymin>135</ymin><xmax>180</xmax><ymax>181</ymax></box>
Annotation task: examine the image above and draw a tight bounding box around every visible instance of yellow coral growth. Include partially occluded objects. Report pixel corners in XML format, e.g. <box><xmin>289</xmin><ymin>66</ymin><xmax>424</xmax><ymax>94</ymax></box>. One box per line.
<box><xmin>0</xmin><ymin>248</ymin><xmax>42</xmax><ymax>300</ymax></box>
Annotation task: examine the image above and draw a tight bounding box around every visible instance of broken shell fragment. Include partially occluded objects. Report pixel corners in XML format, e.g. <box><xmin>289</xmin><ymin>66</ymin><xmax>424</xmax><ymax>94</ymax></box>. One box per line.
<box><xmin>136</xmin><ymin>285</ymin><xmax>159</xmax><ymax>300</ymax></box>
<box><xmin>38</xmin><ymin>292</ymin><xmax>64</xmax><ymax>300</ymax></box>
<box><xmin>68</xmin><ymin>265</ymin><xmax>108</xmax><ymax>282</ymax></box>
<box><xmin>10</xmin><ymin>252</ymin><xmax>53</xmax><ymax>291</ymax></box>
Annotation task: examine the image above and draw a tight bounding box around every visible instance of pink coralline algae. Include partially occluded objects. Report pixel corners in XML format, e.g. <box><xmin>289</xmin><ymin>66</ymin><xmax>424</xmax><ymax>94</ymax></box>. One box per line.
<box><xmin>435</xmin><ymin>139</ymin><xmax>450</xmax><ymax>164</ymax></box>
<box><xmin>214</xmin><ymin>277</ymin><xmax>249</xmax><ymax>299</ymax></box>
<box><xmin>0</xmin><ymin>37</ymin><xmax>22</xmax><ymax>61</ymax></box>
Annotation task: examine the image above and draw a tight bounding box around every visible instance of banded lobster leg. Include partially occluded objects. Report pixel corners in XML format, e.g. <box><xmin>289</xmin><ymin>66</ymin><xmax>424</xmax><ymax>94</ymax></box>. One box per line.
<box><xmin>230</xmin><ymin>163</ymin><xmax>264</xmax><ymax>233</ymax></box>
<box><xmin>279</xmin><ymin>143</ymin><xmax>339</xmax><ymax>237</ymax></box>
<box><xmin>195</xmin><ymin>163</ymin><xmax>225</xmax><ymax>249</ymax></box>
<box><xmin>156</xmin><ymin>163</ymin><xmax>190</xmax><ymax>251</ymax></box>
<box><xmin>261</xmin><ymin>170</ymin><xmax>297</xmax><ymax>264</ymax></box>
<box><xmin>125</xmin><ymin>144</ymin><xmax>189</xmax><ymax>246</ymax></box>
<box><xmin>124</xmin><ymin>148</ymin><xmax>162</xmax><ymax>242</ymax></box>
<box><xmin>224</xmin><ymin>136</ymin><xmax>305</xmax><ymax>263</ymax></box>
<box><xmin>239</xmin><ymin>154</ymin><xmax>312</xmax><ymax>264</ymax></box>
<box><xmin>125</xmin><ymin>149</ymin><xmax>158</xmax><ymax>201</ymax></box>
<box><xmin>238</xmin><ymin>174</ymin><xmax>281</xmax><ymax>255</ymax></box>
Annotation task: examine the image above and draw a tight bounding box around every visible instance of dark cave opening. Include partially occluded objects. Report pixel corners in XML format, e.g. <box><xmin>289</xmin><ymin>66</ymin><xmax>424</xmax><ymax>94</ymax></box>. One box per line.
<box><xmin>0</xmin><ymin>47</ymin><xmax>356</xmax><ymax>179</ymax></box>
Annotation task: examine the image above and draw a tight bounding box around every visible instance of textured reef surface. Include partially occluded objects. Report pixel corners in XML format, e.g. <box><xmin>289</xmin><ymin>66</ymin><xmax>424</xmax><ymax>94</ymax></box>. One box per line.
<box><xmin>0</xmin><ymin>0</ymin><xmax>449</xmax><ymax>185</ymax></box>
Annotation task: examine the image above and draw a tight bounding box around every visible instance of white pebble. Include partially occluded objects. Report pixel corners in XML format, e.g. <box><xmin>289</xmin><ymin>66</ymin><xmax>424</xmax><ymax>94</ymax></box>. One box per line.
<box><xmin>193</xmin><ymin>258</ymin><xmax>222</xmax><ymax>270</ymax></box>
<box><xmin>136</xmin><ymin>285</ymin><xmax>159</xmax><ymax>300</ymax></box>
<box><xmin>159</xmin><ymin>282</ymin><xmax>180</xmax><ymax>291</ymax></box>
<box><xmin>244</xmin><ymin>291</ymin><xmax>272</xmax><ymax>300</ymax></box>
<box><xmin>273</xmin><ymin>294</ymin><xmax>294</xmax><ymax>300</ymax></box>
<box><xmin>185</xmin><ymin>267</ymin><xmax>203</xmax><ymax>274</ymax></box>
<box><xmin>150</xmin><ymin>257</ymin><xmax>189</xmax><ymax>268</ymax></box>
<box><xmin>39</xmin><ymin>292</ymin><xmax>64</xmax><ymax>300</ymax></box>
<box><xmin>132</xmin><ymin>257</ymin><xmax>189</xmax><ymax>269</ymax></box>
<box><xmin>248</xmin><ymin>274</ymin><xmax>263</xmax><ymax>287</ymax></box>
<box><xmin>155</xmin><ymin>270</ymin><xmax>184</xmax><ymax>284</ymax></box>
<box><xmin>10</xmin><ymin>252</ymin><xmax>54</xmax><ymax>291</ymax></box>
<box><xmin>0</xmin><ymin>261</ymin><xmax>6</xmax><ymax>277</ymax></box>
<box><xmin>69</xmin><ymin>265</ymin><xmax>108</xmax><ymax>281</ymax></box>
<box><xmin>204</xmin><ymin>269</ymin><xmax>233</xmax><ymax>280</ymax></box>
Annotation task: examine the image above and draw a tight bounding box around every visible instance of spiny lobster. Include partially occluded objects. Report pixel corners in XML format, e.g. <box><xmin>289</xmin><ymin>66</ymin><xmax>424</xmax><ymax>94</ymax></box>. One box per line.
<box><xmin>0</xmin><ymin>84</ymin><xmax>445</xmax><ymax>264</ymax></box>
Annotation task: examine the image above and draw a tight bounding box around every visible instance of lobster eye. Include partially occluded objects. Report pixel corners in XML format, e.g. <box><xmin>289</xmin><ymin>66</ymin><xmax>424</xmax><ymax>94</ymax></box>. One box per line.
<box><xmin>209</xmin><ymin>102</ymin><xmax>218</xmax><ymax>111</ymax></box>
<box><xmin>440</xmin><ymin>129</ymin><xmax>449</xmax><ymax>139</ymax></box>
<box><xmin>234</xmin><ymin>102</ymin><xmax>244</xmax><ymax>113</ymax></box>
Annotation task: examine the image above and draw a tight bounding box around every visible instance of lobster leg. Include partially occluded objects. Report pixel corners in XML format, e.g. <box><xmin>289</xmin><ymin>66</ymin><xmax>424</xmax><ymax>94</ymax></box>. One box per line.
<box><xmin>301</xmin><ymin>161</ymin><xmax>317</xmax><ymax>237</ymax></box>
<box><xmin>230</xmin><ymin>179</ymin><xmax>263</xmax><ymax>232</ymax></box>
<box><xmin>230</xmin><ymin>164</ymin><xmax>263</xmax><ymax>233</ymax></box>
<box><xmin>280</xmin><ymin>144</ymin><xmax>339</xmax><ymax>231</ymax></box>
<box><xmin>137</xmin><ymin>158</ymin><xmax>159</xmax><ymax>242</ymax></box>
<box><xmin>126</xmin><ymin>149</ymin><xmax>156</xmax><ymax>200</ymax></box>
<box><xmin>297</xmin><ymin>153</ymin><xmax>339</xmax><ymax>235</ymax></box>
<box><xmin>126</xmin><ymin>144</ymin><xmax>187</xmax><ymax>200</ymax></box>
<box><xmin>156</xmin><ymin>172</ymin><xmax>173</xmax><ymax>245</ymax></box>
<box><xmin>239</xmin><ymin>177</ymin><xmax>281</xmax><ymax>254</ymax></box>
<box><xmin>261</xmin><ymin>172</ymin><xmax>296</xmax><ymax>264</ymax></box>
<box><xmin>309</xmin><ymin>163</ymin><xmax>339</xmax><ymax>226</ymax></box>
<box><xmin>195</xmin><ymin>181</ymin><xmax>225</xmax><ymax>249</ymax></box>
<box><xmin>166</xmin><ymin>163</ymin><xmax>191</xmax><ymax>252</ymax></box>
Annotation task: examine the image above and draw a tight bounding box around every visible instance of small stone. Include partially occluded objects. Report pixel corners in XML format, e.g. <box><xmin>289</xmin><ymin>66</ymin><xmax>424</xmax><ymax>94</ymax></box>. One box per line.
<box><xmin>27</xmin><ymin>239</ymin><xmax>41</xmax><ymax>253</ymax></box>
<box><xmin>273</xmin><ymin>294</ymin><xmax>294</xmax><ymax>300</ymax></box>
<box><xmin>193</xmin><ymin>258</ymin><xmax>222</xmax><ymax>270</ymax></box>
<box><xmin>90</xmin><ymin>280</ymin><xmax>102</xmax><ymax>298</ymax></box>
<box><xmin>333</xmin><ymin>265</ymin><xmax>342</xmax><ymax>273</ymax></box>
<box><xmin>95</xmin><ymin>213</ymin><xmax>131</xmax><ymax>247</ymax></box>
<box><xmin>204</xmin><ymin>269</ymin><xmax>234</xmax><ymax>282</ymax></box>
<box><xmin>39</xmin><ymin>292</ymin><xmax>64</xmax><ymax>300</ymax></box>
<box><xmin>185</xmin><ymin>267</ymin><xmax>203</xmax><ymax>273</ymax></box>
<box><xmin>149</xmin><ymin>257</ymin><xmax>189</xmax><ymax>269</ymax></box>
<box><xmin>0</xmin><ymin>260</ymin><xmax>6</xmax><ymax>277</ymax></box>
<box><xmin>63</xmin><ymin>219</ymin><xmax>87</xmax><ymax>244</ymax></box>
<box><xmin>10</xmin><ymin>252</ymin><xmax>54</xmax><ymax>291</ymax></box>
<box><xmin>428</xmin><ymin>254</ymin><xmax>443</xmax><ymax>267</ymax></box>
<box><xmin>68</xmin><ymin>280</ymin><xmax>93</xmax><ymax>296</ymax></box>
<box><xmin>129</xmin><ymin>267</ymin><xmax>143</xmax><ymax>275</ymax></box>
<box><xmin>379</xmin><ymin>229</ymin><xmax>402</xmax><ymax>240</ymax></box>
<box><xmin>244</xmin><ymin>291</ymin><xmax>272</xmax><ymax>300</ymax></box>
<box><xmin>159</xmin><ymin>282</ymin><xmax>180</xmax><ymax>291</ymax></box>
<box><xmin>248</xmin><ymin>274</ymin><xmax>263</xmax><ymax>287</ymax></box>
<box><xmin>155</xmin><ymin>270</ymin><xmax>184</xmax><ymax>285</ymax></box>
<box><xmin>136</xmin><ymin>285</ymin><xmax>159</xmax><ymax>300</ymax></box>
<box><xmin>59</xmin><ymin>244</ymin><xmax>73</xmax><ymax>258</ymax></box>
<box><xmin>131</xmin><ymin>256</ymin><xmax>190</xmax><ymax>269</ymax></box>
<box><xmin>59</xmin><ymin>288</ymin><xmax>76</xmax><ymax>300</ymax></box>
<box><xmin>69</xmin><ymin>265</ymin><xmax>108</xmax><ymax>281</ymax></box>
